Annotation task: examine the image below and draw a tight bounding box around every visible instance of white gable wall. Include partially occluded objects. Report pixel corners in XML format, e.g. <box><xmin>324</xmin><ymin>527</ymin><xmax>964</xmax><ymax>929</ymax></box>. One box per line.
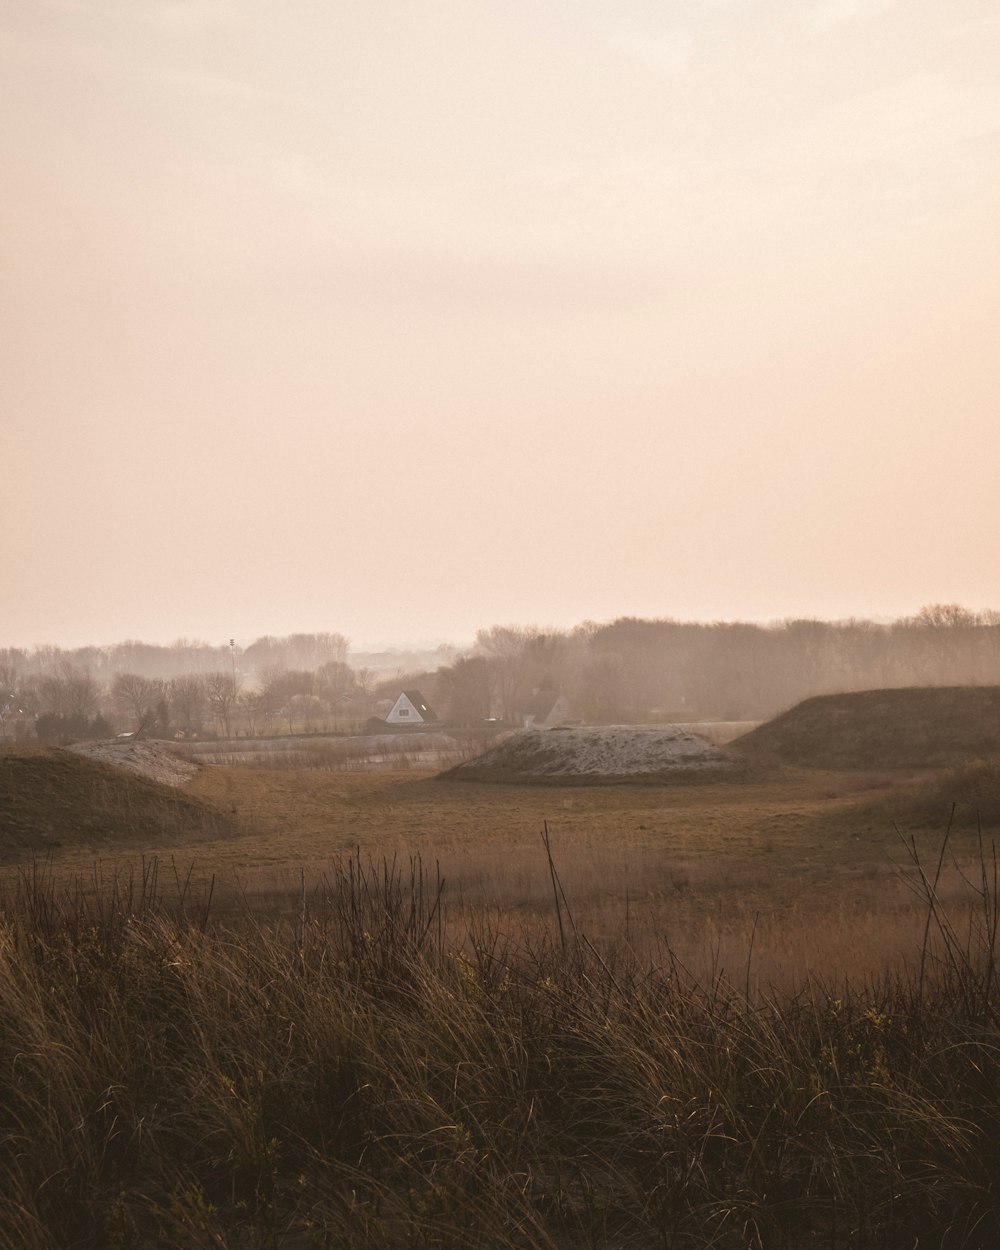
<box><xmin>523</xmin><ymin>694</ymin><xmax>574</xmax><ymax>729</ymax></box>
<box><xmin>545</xmin><ymin>694</ymin><xmax>572</xmax><ymax>726</ymax></box>
<box><xmin>386</xmin><ymin>692</ymin><xmax>425</xmax><ymax>724</ymax></box>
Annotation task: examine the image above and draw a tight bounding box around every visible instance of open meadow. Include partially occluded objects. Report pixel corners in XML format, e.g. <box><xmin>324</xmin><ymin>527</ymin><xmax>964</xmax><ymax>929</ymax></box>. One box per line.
<box><xmin>4</xmin><ymin>739</ymin><xmax>991</xmax><ymax>988</ymax></box>
<box><xmin>3</xmin><ymin>704</ymin><xmax>1000</xmax><ymax>1248</ymax></box>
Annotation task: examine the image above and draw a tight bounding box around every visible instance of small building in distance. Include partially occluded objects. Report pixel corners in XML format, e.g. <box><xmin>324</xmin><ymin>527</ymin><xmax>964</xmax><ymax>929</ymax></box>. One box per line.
<box><xmin>385</xmin><ymin>690</ymin><xmax>439</xmax><ymax>725</ymax></box>
<box><xmin>521</xmin><ymin>690</ymin><xmax>575</xmax><ymax>729</ymax></box>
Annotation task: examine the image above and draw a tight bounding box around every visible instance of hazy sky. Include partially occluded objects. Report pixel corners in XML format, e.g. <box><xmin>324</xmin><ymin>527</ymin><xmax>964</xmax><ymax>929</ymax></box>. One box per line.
<box><xmin>3</xmin><ymin>0</ymin><xmax>999</xmax><ymax>649</ymax></box>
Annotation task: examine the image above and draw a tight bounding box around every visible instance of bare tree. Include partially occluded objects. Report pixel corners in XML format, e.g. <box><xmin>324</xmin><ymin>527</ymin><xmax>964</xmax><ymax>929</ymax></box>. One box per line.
<box><xmin>355</xmin><ymin>666</ymin><xmax>377</xmax><ymax>696</ymax></box>
<box><xmin>0</xmin><ymin>662</ymin><xmax>23</xmax><ymax>737</ymax></box>
<box><xmin>290</xmin><ymin>692</ymin><xmax>322</xmax><ymax>731</ymax></box>
<box><xmin>437</xmin><ymin>655</ymin><xmax>495</xmax><ymax>724</ymax></box>
<box><xmin>204</xmin><ymin>671</ymin><xmax>241</xmax><ymax>737</ymax></box>
<box><xmin>169</xmin><ymin>674</ymin><xmax>207</xmax><ymax>733</ymax></box>
<box><xmin>111</xmin><ymin>672</ymin><xmax>161</xmax><ymax>727</ymax></box>
<box><xmin>238</xmin><ymin>689</ymin><xmax>264</xmax><ymax>736</ymax></box>
<box><xmin>36</xmin><ymin>662</ymin><xmax>100</xmax><ymax>719</ymax></box>
<box><xmin>242</xmin><ymin>632</ymin><xmax>349</xmax><ymax>675</ymax></box>
<box><xmin>475</xmin><ymin>625</ymin><xmax>542</xmax><ymax>721</ymax></box>
<box><xmin>911</xmin><ymin>603</ymin><xmax>978</xmax><ymax>630</ymax></box>
<box><xmin>316</xmin><ymin>660</ymin><xmax>355</xmax><ymax>703</ymax></box>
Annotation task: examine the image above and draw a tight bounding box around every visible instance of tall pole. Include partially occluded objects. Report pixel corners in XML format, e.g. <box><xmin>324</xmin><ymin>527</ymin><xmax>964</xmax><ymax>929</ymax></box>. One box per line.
<box><xmin>230</xmin><ymin>638</ymin><xmax>236</xmax><ymax>686</ymax></box>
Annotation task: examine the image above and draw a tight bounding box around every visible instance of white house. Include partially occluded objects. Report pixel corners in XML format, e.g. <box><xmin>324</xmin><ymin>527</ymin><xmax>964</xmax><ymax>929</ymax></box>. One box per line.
<box><xmin>521</xmin><ymin>691</ymin><xmax>575</xmax><ymax>729</ymax></box>
<box><xmin>385</xmin><ymin>690</ymin><xmax>438</xmax><ymax>725</ymax></box>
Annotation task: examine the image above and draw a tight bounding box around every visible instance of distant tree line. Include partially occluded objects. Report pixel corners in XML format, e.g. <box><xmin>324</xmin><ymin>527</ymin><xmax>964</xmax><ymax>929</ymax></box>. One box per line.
<box><xmin>432</xmin><ymin>606</ymin><xmax>1000</xmax><ymax>725</ymax></box>
<box><xmin>0</xmin><ymin>633</ymin><xmax>355</xmax><ymax>742</ymax></box>
<box><xmin>3</xmin><ymin>607</ymin><xmax>1000</xmax><ymax>742</ymax></box>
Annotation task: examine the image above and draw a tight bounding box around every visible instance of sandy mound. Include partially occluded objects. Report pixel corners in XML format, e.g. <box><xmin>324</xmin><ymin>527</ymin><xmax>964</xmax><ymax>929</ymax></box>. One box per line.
<box><xmin>68</xmin><ymin>739</ymin><xmax>199</xmax><ymax>786</ymax></box>
<box><xmin>735</xmin><ymin>686</ymin><xmax>1000</xmax><ymax>771</ymax></box>
<box><xmin>443</xmin><ymin>725</ymin><xmax>740</xmax><ymax>784</ymax></box>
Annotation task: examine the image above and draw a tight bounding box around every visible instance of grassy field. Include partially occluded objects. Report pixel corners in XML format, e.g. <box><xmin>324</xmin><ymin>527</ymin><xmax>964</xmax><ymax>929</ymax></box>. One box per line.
<box><xmin>4</xmin><ymin>749</ymin><xmax>994</xmax><ymax>989</ymax></box>
<box><xmin>4</xmin><ymin>738</ymin><xmax>1000</xmax><ymax>1246</ymax></box>
<box><xmin>7</xmin><ymin>693</ymin><xmax>1000</xmax><ymax>1245</ymax></box>
<box><xmin>180</xmin><ymin>759</ymin><xmax>1000</xmax><ymax>990</ymax></box>
<box><xmin>0</xmin><ymin>785</ymin><xmax>999</xmax><ymax>1248</ymax></box>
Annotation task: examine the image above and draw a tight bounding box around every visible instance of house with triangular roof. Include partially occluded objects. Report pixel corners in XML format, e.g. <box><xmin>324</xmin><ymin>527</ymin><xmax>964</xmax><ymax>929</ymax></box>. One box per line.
<box><xmin>521</xmin><ymin>690</ymin><xmax>575</xmax><ymax>729</ymax></box>
<box><xmin>385</xmin><ymin>690</ymin><xmax>438</xmax><ymax>725</ymax></box>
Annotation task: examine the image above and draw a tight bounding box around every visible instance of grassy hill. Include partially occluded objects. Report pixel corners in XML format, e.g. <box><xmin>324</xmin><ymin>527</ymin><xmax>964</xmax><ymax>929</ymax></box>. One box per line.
<box><xmin>0</xmin><ymin>747</ymin><xmax>241</xmax><ymax>859</ymax></box>
<box><xmin>735</xmin><ymin>686</ymin><xmax>1000</xmax><ymax>771</ymax></box>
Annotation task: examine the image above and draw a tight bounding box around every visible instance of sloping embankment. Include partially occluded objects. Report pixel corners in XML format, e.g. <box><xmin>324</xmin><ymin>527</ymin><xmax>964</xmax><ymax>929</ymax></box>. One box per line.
<box><xmin>734</xmin><ymin>686</ymin><xmax>1000</xmax><ymax>770</ymax></box>
<box><xmin>0</xmin><ymin>746</ymin><xmax>239</xmax><ymax>859</ymax></box>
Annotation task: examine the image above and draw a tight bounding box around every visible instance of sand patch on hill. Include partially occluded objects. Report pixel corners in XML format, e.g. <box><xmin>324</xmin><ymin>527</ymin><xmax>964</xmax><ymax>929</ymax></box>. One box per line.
<box><xmin>445</xmin><ymin>725</ymin><xmax>740</xmax><ymax>783</ymax></box>
<box><xmin>68</xmin><ymin>740</ymin><xmax>199</xmax><ymax>787</ymax></box>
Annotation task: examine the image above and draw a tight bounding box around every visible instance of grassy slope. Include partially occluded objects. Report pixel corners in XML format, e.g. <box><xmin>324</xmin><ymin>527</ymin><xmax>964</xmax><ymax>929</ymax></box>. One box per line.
<box><xmin>736</xmin><ymin>685</ymin><xmax>1000</xmax><ymax>770</ymax></box>
<box><xmin>845</xmin><ymin>759</ymin><xmax>1000</xmax><ymax>832</ymax></box>
<box><xmin>0</xmin><ymin>747</ymin><xmax>242</xmax><ymax>859</ymax></box>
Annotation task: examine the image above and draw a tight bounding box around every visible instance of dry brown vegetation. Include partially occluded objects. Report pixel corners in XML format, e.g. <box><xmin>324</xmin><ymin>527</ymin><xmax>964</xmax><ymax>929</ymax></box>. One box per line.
<box><xmin>737</xmin><ymin>686</ymin><xmax>1000</xmax><ymax>770</ymax></box>
<box><xmin>1</xmin><ymin>821</ymin><xmax>1000</xmax><ymax>1248</ymax></box>
<box><xmin>2</xmin><ymin>740</ymin><xmax>997</xmax><ymax>988</ymax></box>
<box><xmin>0</xmin><ymin>747</ymin><xmax>239</xmax><ymax>859</ymax></box>
<box><xmin>4</xmin><ymin>694</ymin><xmax>1000</xmax><ymax>1247</ymax></box>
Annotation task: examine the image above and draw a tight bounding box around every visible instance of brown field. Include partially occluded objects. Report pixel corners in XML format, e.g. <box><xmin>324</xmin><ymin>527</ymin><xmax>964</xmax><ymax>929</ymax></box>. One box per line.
<box><xmin>6</xmin><ymin>749</ymin><xmax>993</xmax><ymax>990</ymax></box>
<box><xmin>6</xmin><ymin>691</ymin><xmax>1000</xmax><ymax>1247</ymax></box>
<box><xmin>4</xmin><ymin>737</ymin><xmax>1000</xmax><ymax>1247</ymax></box>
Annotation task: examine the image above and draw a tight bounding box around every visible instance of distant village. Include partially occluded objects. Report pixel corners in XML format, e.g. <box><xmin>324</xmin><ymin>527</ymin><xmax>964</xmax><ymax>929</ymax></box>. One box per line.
<box><xmin>3</xmin><ymin>605</ymin><xmax>999</xmax><ymax>744</ymax></box>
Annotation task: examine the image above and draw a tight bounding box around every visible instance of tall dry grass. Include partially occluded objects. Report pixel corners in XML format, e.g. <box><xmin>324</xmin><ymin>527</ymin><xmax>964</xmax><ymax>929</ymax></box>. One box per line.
<box><xmin>1</xmin><ymin>834</ymin><xmax>999</xmax><ymax>1248</ymax></box>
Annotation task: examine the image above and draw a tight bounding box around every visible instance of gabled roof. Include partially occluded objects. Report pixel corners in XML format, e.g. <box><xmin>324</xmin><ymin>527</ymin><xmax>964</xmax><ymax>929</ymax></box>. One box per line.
<box><xmin>401</xmin><ymin>690</ymin><xmax>437</xmax><ymax>720</ymax></box>
<box><xmin>523</xmin><ymin>690</ymin><xmax>566</xmax><ymax>720</ymax></box>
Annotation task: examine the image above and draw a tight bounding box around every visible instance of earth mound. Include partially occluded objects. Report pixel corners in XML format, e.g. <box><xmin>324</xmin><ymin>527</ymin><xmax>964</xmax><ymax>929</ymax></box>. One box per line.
<box><xmin>442</xmin><ymin>725</ymin><xmax>741</xmax><ymax>784</ymax></box>
<box><xmin>735</xmin><ymin>686</ymin><xmax>1000</xmax><ymax>771</ymax></box>
<box><xmin>68</xmin><ymin>739</ymin><xmax>200</xmax><ymax>786</ymax></box>
<box><xmin>0</xmin><ymin>747</ymin><xmax>240</xmax><ymax>859</ymax></box>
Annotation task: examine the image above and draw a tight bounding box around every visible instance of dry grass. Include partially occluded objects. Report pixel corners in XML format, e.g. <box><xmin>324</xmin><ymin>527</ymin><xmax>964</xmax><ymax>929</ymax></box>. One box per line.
<box><xmin>0</xmin><ymin>747</ymin><xmax>240</xmax><ymax>859</ymax></box>
<box><xmin>861</xmin><ymin>760</ymin><xmax>1000</xmax><ymax>830</ymax></box>
<box><xmin>7</xmin><ymin>755</ymin><xmax>996</xmax><ymax>993</ymax></box>
<box><xmin>737</xmin><ymin>685</ymin><xmax>1000</xmax><ymax>769</ymax></box>
<box><xmin>1</xmin><ymin>835</ymin><xmax>1000</xmax><ymax>1248</ymax></box>
<box><xmin>173</xmin><ymin>730</ymin><xmax>491</xmax><ymax>772</ymax></box>
<box><xmin>5</xmin><ymin>748</ymin><xmax>1000</xmax><ymax>1243</ymax></box>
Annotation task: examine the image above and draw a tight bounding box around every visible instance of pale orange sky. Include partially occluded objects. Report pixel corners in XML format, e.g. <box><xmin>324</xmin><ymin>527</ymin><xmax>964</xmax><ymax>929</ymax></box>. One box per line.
<box><xmin>3</xmin><ymin>0</ymin><xmax>999</xmax><ymax>649</ymax></box>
